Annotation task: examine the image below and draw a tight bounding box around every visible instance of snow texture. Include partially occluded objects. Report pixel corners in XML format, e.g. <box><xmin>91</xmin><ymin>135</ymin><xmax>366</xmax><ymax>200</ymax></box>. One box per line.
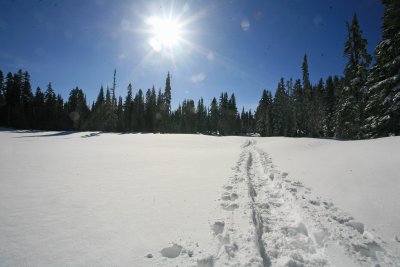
<box><xmin>0</xmin><ymin>129</ymin><xmax>399</xmax><ymax>266</ymax></box>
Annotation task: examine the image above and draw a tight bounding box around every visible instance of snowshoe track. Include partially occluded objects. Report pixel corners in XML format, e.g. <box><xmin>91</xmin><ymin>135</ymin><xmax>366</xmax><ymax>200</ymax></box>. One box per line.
<box><xmin>206</xmin><ymin>140</ymin><xmax>399</xmax><ymax>267</ymax></box>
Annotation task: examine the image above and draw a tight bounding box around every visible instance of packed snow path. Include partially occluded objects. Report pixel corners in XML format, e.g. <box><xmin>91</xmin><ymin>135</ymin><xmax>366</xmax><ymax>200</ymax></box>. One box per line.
<box><xmin>206</xmin><ymin>140</ymin><xmax>399</xmax><ymax>267</ymax></box>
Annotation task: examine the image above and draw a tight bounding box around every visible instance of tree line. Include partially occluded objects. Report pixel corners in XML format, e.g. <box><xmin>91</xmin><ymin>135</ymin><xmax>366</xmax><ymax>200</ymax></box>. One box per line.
<box><xmin>256</xmin><ymin>0</ymin><xmax>399</xmax><ymax>139</ymax></box>
<box><xmin>0</xmin><ymin>0</ymin><xmax>398</xmax><ymax>139</ymax></box>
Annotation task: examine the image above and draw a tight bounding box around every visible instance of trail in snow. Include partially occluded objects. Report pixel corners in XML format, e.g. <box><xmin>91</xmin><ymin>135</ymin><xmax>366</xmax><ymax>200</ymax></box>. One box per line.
<box><xmin>203</xmin><ymin>140</ymin><xmax>400</xmax><ymax>267</ymax></box>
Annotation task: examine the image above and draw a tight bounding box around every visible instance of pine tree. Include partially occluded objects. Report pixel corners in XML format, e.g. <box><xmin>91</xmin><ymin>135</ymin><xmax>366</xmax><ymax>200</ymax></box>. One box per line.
<box><xmin>117</xmin><ymin>96</ymin><xmax>124</xmax><ymax>131</ymax></box>
<box><xmin>133</xmin><ymin>89</ymin><xmax>145</xmax><ymax>132</ymax></box>
<box><xmin>272</xmin><ymin>78</ymin><xmax>289</xmax><ymax>136</ymax></box>
<box><xmin>124</xmin><ymin>83</ymin><xmax>134</xmax><ymax>132</ymax></box>
<box><xmin>324</xmin><ymin>76</ymin><xmax>336</xmax><ymax>136</ymax></box>
<box><xmin>163</xmin><ymin>72</ymin><xmax>172</xmax><ymax>131</ymax></box>
<box><xmin>33</xmin><ymin>87</ymin><xmax>45</xmax><ymax>129</ymax></box>
<box><xmin>302</xmin><ymin>54</ymin><xmax>313</xmax><ymax>136</ymax></box>
<box><xmin>285</xmin><ymin>79</ymin><xmax>296</xmax><ymax>136</ymax></box>
<box><xmin>209</xmin><ymin>97</ymin><xmax>219</xmax><ymax>134</ymax></box>
<box><xmin>227</xmin><ymin>94</ymin><xmax>238</xmax><ymax>134</ymax></box>
<box><xmin>181</xmin><ymin>99</ymin><xmax>196</xmax><ymax>133</ymax></box>
<box><xmin>196</xmin><ymin>98</ymin><xmax>207</xmax><ymax>133</ymax></box>
<box><xmin>66</xmin><ymin>87</ymin><xmax>89</xmax><ymax>130</ymax></box>
<box><xmin>336</xmin><ymin>14</ymin><xmax>372</xmax><ymax>139</ymax></box>
<box><xmin>20</xmin><ymin>71</ymin><xmax>33</xmax><ymax>128</ymax></box>
<box><xmin>0</xmin><ymin>70</ymin><xmax>5</xmax><ymax>125</ymax></box>
<box><xmin>218</xmin><ymin>92</ymin><xmax>230</xmax><ymax>135</ymax></box>
<box><xmin>292</xmin><ymin>79</ymin><xmax>304</xmax><ymax>136</ymax></box>
<box><xmin>312</xmin><ymin>78</ymin><xmax>325</xmax><ymax>137</ymax></box>
<box><xmin>364</xmin><ymin>0</ymin><xmax>400</xmax><ymax>137</ymax></box>
<box><xmin>255</xmin><ymin>90</ymin><xmax>273</xmax><ymax>136</ymax></box>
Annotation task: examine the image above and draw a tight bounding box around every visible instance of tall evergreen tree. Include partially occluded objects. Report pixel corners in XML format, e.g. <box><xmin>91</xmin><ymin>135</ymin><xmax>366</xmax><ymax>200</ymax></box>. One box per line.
<box><xmin>163</xmin><ymin>72</ymin><xmax>172</xmax><ymax>131</ymax></box>
<box><xmin>196</xmin><ymin>97</ymin><xmax>207</xmax><ymax>133</ymax></box>
<box><xmin>312</xmin><ymin>78</ymin><xmax>325</xmax><ymax>137</ymax></box>
<box><xmin>0</xmin><ymin>71</ymin><xmax>5</xmax><ymax>125</ymax></box>
<box><xmin>20</xmin><ymin>71</ymin><xmax>33</xmax><ymax>128</ymax></box>
<box><xmin>364</xmin><ymin>0</ymin><xmax>400</xmax><ymax>137</ymax></box>
<box><xmin>324</xmin><ymin>76</ymin><xmax>336</xmax><ymax>136</ymax></box>
<box><xmin>124</xmin><ymin>83</ymin><xmax>134</xmax><ymax>132</ymax></box>
<box><xmin>292</xmin><ymin>79</ymin><xmax>303</xmax><ymax>136</ymax></box>
<box><xmin>302</xmin><ymin>54</ymin><xmax>313</xmax><ymax>136</ymax></box>
<box><xmin>133</xmin><ymin>89</ymin><xmax>145</xmax><ymax>132</ymax></box>
<box><xmin>255</xmin><ymin>89</ymin><xmax>273</xmax><ymax>137</ymax></box>
<box><xmin>272</xmin><ymin>78</ymin><xmax>289</xmax><ymax>136</ymax></box>
<box><xmin>66</xmin><ymin>87</ymin><xmax>89</xmax><ymax>130</ymax></box>
<box><xmin>32</xmin><ymin>87</ymin><xmax>45</xmax><ymax>129</ymax></box>
<box><xmin>336</xmin><ymin>14</ymin><xmax>372</xmax><ymax>139</ymax></box>
<box><xmin>209</xmin><ymin>97</ymin><xmax>219</xmax><ymax>134</ymax></box>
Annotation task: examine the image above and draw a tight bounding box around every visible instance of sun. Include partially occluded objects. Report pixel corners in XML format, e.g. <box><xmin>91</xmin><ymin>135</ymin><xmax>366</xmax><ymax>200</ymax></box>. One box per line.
<box><xmin>147</xmin><ymin>16</ymin><xmax>183</xmax><ymax>52</ymax></box>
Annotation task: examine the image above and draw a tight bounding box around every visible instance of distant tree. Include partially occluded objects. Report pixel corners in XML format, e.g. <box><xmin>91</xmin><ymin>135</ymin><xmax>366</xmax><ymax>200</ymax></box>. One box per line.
<box><xmin>312</xmin><ymin>78</ymin><xmax>325</xmax><ymax>137</ymax></box>
<box><xmin>227</xmin><ymin>93</ymin><xmax>238</xmax><ymax>134</ymax></box>
<box><xmin>272</xmin><ymin>78</ymin><xmax>289</xmax><ymax>136</ymax></box>
<box><xmin>0</xmin><ymin>71</ymin><xmax>6</xmax><ymax>125</ymax></box>
<box><xmin>163</xmin><ymin>72</ymin><xmax>172</xmax><ymax>131</ymax></box>
<box><xmin>44</xmin><ymin>82</ymin><xmax>57</xmax><ymax>130</ymax></box>
<box><xmin>196</xmin><ymin>97</ymin><xmax>207</xmax><ymax>133</ymax></box>
<box><xmin>123</xmin><ymin>83</ymin><xmax>133</xmax><ymax>132</ymax></box>
<box><xmin>255</xmin><ymin>89</ymin><xmax>273</xmax><ymax>137</ymax></box>
<box><xmin>32</xmin><ymin>87</ymin><xmax>45</xmax><ymax>129</ymax></box>
<box><xmin>20</xmin><ymin>71</ymin><xmax>33</xmax><ymax>128</ymax></box>
<box><xmin>324</xmin><ymin>76</ymin><xmax>336</xmax><ymax>136</ymax></box>
<box><xmin>117</xmin><ymin>96</ymin><xmax>124</xmax><ymax>132</ymax></box>
<box><xmin>181</xmin><ymin>99</ymin><xmax>196</xmax><ymax>133</ymax></box>
<box><xmin>292</xmin><ymin>79</ymin><xmax>303</xmax><ymax>136</ymax></box>
<box><xmin>133</xmin><ymin>89</ymin><xmax>145</xmax><ymax>132</ymax></box>
<box><xmin>66</xmin><ymin>87</ymin><xmax>89</xmax><ymax>130</ymax></box>
<box><xmin>209</xmin><ymin>97</ymin><xmax>219</xmax><ymax>134</ymax></box>
<box><xmin>364</xmin><ymin>0</ymin><xmax>400</xmax><ymax>137</ymax></box>
<box><xmin>302</xmin><ymin>54</ymin><xmax>313</xmax><ymax>136</ymax></box>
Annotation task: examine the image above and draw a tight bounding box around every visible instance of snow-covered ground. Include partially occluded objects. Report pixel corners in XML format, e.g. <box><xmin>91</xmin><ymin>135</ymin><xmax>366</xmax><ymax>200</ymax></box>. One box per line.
<box><xmin>0</xmin><ymin>130</ymin><xmax>399</xmax><ymax>266</ymax></box>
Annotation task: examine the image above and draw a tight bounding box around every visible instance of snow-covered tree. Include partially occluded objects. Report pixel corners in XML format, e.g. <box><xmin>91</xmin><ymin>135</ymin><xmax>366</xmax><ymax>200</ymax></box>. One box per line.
<box><xmin>336</xmin><ymin>14</ymin><xmax>371</xmax><ymax>139</ymax></box>
<box><xmin>363</xmin><ymin>0</ymin><xmax>400</xmax><ymax>137</ymax></box>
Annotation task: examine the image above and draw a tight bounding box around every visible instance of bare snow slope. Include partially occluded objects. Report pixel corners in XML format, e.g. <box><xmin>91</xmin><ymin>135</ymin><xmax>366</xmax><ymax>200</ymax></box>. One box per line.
<box><xmin>0</xmin><ymin>130</ymin><xmax>399</xmax><ymax>266</ymax></box>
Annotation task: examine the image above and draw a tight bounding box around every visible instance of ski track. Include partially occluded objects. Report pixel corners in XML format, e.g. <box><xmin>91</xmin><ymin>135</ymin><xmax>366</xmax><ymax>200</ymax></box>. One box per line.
<box><xmin>201</xmin><ymin>140</ymin><xmax>400</xmax><ymax>267</ymax></box>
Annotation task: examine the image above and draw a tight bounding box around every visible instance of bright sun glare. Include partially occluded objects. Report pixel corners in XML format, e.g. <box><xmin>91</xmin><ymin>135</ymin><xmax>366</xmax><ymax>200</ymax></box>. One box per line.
<box><xmin>147</xmin><ymin>17</ymin><xmax>182</xmax><ymax>52</ymax></box>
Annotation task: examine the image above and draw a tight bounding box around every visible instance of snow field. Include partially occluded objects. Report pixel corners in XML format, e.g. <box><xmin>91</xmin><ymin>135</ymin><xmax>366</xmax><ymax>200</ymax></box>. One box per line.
<box><xmin>1</xmin><ymin>130</ymin><xmax>399</xmax><ymax>266</ymax></box>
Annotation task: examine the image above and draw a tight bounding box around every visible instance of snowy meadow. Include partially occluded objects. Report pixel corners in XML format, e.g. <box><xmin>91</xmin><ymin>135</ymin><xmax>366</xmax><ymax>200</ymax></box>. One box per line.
<box><xmin>1</xmin><ymin>130</ymin><xmax>399</xmax><ymax>266</ymax></box>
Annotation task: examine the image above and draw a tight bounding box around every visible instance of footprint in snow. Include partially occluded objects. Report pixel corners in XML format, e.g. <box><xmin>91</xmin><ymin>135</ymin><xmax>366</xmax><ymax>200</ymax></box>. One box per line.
<box><xmin>160</xmin><ymin>244</ymin><xmax>182</xmax><ymax>258</ymax></box>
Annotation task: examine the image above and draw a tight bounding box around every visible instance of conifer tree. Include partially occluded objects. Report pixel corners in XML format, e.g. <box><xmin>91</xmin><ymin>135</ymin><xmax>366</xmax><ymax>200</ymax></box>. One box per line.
<box><xmin>44</xmin><ymin>83</ymin><xmax>57</xmax><ymax>130</ymax></box>
<box><xmin>324</xmin><ymin>76</ymin><xmax>336</xmax><ymax>136</ymax></box>
<box><xmin>0</xmin><ymin>71</ymin><xmax>5</xmax><ymax>125</ymax></box>
<box><xmin>21</xmin><ymin>71</ymin><xmax>33</xmax><ymax>128</ymax></box>
<box><xmin>292</xmin><ymin>79</ymin><xmax>303</xmax><ymax>136</ymax></box>
<box><xmin>256</xmin><ymin>89</ymin><xmax>273</xmax><ymax>136</ymax></box>
<box><xmin>312</xmin><ymin>79</ymin><xmax>325</xmax><ymax>137</ymax></box>
<box><xmin>364</xmin><ymin>0</ymin><xmax>400</xmax><ymax>137</ymax></box>
<box><xmin>124</xmin><ymin>84</ymin><xmax>133</xmax><ymax>132</ymax></box>
<box><xmin>336</xmin><ymin>14</ymin><xmax>371</xmax><ymax>139</ymax></box>
<box><xmin>163</xmin><ymin>72</ymin><xmax>172</xmax><ymax>131</ymax></box>
<box><xmin>272</xmin><ymin>78</ymin><xmax>288</xmax><ymax>136</ymax></box>
<box><xmin>209</xmin><ymin>97</ymin><xmax>219</xmax><ymax>134</ymax></box>
<box><xmin>33</xmin><ymin>87</ymin><xmax>45</xmax><ymax>129</ymax></box>
<box><xmin>196</xmin><ymin>98</ymin><xmax>207</xmax><ymax>133</ymax></box>
<box><xmin>117</xmin><ymin>96</ymin><xmax>124</xmax><ymax>132</ymax></box>
<box><xmin>302</xmin><ymin>54</ymin><xmax>313</xmax><ymax>136</ymax></box>
<box><xmin>133</xmin><ymin>89</ymin><xmax>145</xmax><ymax>132</ymax></box>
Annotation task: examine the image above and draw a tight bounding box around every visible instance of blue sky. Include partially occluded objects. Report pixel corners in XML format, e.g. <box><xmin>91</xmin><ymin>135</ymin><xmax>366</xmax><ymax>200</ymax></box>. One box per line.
<box><xmin>0</xmin><ymin>0</ymin><xmax>384</xmax><ymax>110</ymax></box>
